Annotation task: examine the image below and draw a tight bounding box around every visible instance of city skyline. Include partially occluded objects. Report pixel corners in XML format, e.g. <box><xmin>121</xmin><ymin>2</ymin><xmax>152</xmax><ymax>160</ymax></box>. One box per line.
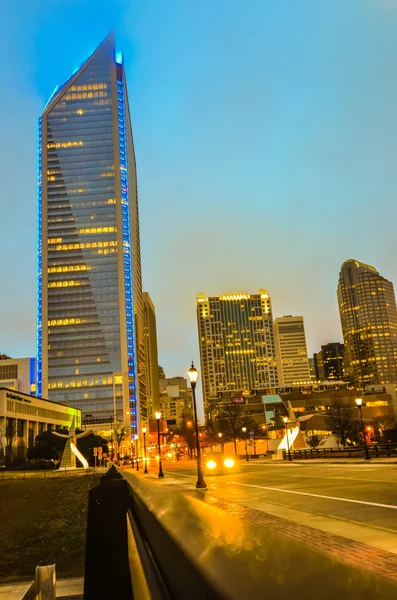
<box><xmin>1</xmin><ymin>1</ymin><xmax>397</xmax><ymax>393</ymax></box>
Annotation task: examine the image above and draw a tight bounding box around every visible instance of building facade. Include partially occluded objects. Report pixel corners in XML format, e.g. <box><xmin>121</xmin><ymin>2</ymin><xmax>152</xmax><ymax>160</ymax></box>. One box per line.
<box><xmin>273</xmin><ymin>316</ymin><xmax>311</xmax><ymax>386</ymax></box>
<box><xmin>159</xmin><ymin>376</ymin><xmax>192</xmax><ymax>418</ymax></box>
<box><xmin>0</xmin><ymin>388</ymin><xmax>81</xmax><ymax>459</ymax></box>
<box><xmin>337</xmin><ymin>260</ymin><xmax>397</xmax><ymax>388</ymax></box>
<box><xmin>313</xmin><ymin>351</ymin><xmax>324</xmax><ymax>382</ymax></box>
<box><xmin>37</xmin><ymin>34</ymin><xmax>146</xmax><ymax>435</ymax></box>
<box><xmin>321</xmin><ymin>342</ymin><xmax>344</xmax><ymax>381</ymax></box>
<box><xmin>0</xmin><ymin>357</ymin><xmax>37</xmax><ymax>395</ymax></box>
<box><xmin>197</xmin><ymin>290</ymin><xmax>278</xmax><ymax>415</ymax></box>
<box><xmin>143</xmin><ymin>292</ymin><xmax>160</xmax><ymax>418</ymax></box>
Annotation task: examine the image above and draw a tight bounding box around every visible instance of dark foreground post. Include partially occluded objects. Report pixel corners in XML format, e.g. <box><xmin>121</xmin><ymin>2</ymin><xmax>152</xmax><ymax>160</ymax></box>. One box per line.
<box><xmin>84</xmin><ymin>466</ymin><xmax>133</xmax><ymax>599</ymax></box>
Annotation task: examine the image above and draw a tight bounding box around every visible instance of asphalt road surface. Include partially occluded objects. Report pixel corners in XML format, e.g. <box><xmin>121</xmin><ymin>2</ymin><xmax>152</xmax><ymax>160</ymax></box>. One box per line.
<box><xmin>161</xmin><ymin>459</ymin><xmax>397</xmax><ymax>532</ymax></box>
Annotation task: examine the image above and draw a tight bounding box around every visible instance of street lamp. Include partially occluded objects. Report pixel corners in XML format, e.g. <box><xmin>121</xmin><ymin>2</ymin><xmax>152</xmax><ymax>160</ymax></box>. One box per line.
<box><xmin>142</xmin><ymin>427</ymin><xmax>148</xmax><ymax>474</ymax></box>
<box><xmin>242</xmin><ymin>427</ymin><xmax>249</xmax><ymax>462</ymax></box>
<box><xmin>355</xmin><ymin>398</ymin><xmax>371</xmax><ymax>461</ymax></box>
<box><xmin>187</xmin><ymin>361</ymin><xmax>207</xmax><ymax>489</ymax></box>
<box><xmin>283</xmin><ymin>416</ymin><xmax>292</xmax><ymax>462</ymax></box>
<box><xmin>155</xmin><ymin>412</ymin><xmax>164</xmax><ymax>478</ymax></box>
<box><xmin>135</xmin><ymin>435</ymin><xmax>139</xmax><ymax>471</ymax></box>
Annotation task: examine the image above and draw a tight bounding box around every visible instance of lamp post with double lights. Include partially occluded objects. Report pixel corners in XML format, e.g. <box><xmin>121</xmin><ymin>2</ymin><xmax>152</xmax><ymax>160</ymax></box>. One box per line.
<box><xmin>142</xmin><ymin>427</ymin><xmax>148</xmax><ymax>474</ymax></box>
<box><xmin>355</xmin><ymin>398</ymin><xmax>371</xmax><ymax>460</ymax></box>
<box><xmin>242</xmin><ymin>427</ymin><xmax>249</xmax><ymax>462</ymax></box>
<box><xmin>155</xmin><ymin>412</ymin><xmax>164</xmax><ymax>478</ymax></box>
<box><xmin>283</xmin><ymin>416</ymin><xmax>292</xmax><ymax>461</ymax></box>
<box><xmin>187</xmin><ymin>362</ymin><xmax>207</xmax><ymax>489</ymax></box>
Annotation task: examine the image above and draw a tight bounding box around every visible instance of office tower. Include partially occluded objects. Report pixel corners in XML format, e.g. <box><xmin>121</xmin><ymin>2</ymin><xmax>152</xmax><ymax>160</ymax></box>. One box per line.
<box><xmin>337</xmin><ymin>259</ymin><xmax>397</xmax><ymax>388</ymax></box>
<box><xmin>321</xmin><ymin>342</ymin><xmax>345</xmax><ymax>381</ymax></box>
<box><xmin>143</xmin><ymin>292</ymin><xmax>160</xmax><ymax>418</ymax></box>
<box><xmin>197</xmin><ymin>290</ymin><xmax>278</xmax><ymax>414</ymax></box>
<box><xmin>273</xmin><ymin>316</ymin><xmax>311</xmax><ymax>386</ymax></box>
<box><xmin>159</xmin><ymin>376</ymin><xmax>192</xmax><ymax>417</ymax></box>
<box><xmin>313</xmin><ymin>351</ymin><xmax>324</xmax><ymax>382</ymax></box>
<box><xmin>308</xmin><ymin>357</ymin><xmax>317</xmax><ymax>383</ymax></box>
<box><xmin>37</xmin><ymin>34</ymin><xmax>146</xmax><ymax>435</ymax></box>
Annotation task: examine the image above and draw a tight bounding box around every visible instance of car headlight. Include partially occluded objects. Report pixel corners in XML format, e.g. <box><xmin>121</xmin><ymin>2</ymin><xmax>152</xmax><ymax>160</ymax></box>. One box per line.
<box><xmin>224</xmin><ymin>458</ymin><xmax>235</xmax><ymax>468</ymax></box>
<box><xmin>206</xmin><ymin>460</ymin><xmax>217</xmax><ymax>469</ymax></box>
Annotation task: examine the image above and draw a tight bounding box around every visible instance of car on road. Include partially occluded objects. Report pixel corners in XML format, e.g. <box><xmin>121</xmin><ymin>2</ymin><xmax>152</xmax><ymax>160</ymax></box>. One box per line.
<box><xmin>203</xmin><ymin>452</ymin><xmax>240</xmax><ymax>475</ymax></box>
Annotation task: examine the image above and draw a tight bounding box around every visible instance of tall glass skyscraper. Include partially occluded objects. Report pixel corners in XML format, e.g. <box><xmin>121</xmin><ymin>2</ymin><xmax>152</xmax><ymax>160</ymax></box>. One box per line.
<box><xmin>338</xmin><ymin>259</ymin><xmax>397</xmax><ymax>389</ymax></box>
<box><xmin>37</xmin><ymin>33</ymin><xmax>146</xmax><ymax>435</ymax></box>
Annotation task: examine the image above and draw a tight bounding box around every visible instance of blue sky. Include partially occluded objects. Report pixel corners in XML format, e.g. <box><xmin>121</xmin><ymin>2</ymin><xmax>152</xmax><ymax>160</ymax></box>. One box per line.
<box><xmin>1</xmin><ymin>0</ymin><xmax>397</xmax><ymax>391</ymax></box>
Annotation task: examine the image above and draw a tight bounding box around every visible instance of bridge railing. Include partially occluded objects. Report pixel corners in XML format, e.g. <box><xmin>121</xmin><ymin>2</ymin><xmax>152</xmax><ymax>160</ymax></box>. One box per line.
<box><xmin>286</xmin><ymin>444</ymin><xmax>397</xmax><ymax>459</ymax></box>
<box><xmin>84</xmin><ymin>465</ymin><xmax>225</xmax><ymax>600</ymax></box>
<box><xmin>83</xmin><ymin>464</ymin><xmax>397</xmax><ymax>599</ymax></box>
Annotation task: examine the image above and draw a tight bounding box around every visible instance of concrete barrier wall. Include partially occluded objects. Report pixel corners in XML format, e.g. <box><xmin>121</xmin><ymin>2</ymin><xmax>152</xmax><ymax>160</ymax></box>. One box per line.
<box><xmin>122</xmin><ymin>471</ymin><xmax>397</xmax><ymax>600</ymax></box>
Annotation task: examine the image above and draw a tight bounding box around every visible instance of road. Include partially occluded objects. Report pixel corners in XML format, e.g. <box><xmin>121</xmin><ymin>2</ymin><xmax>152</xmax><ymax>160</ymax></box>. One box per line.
<box><xmin>159</xmin><ymin>459</ymin><xmax>397</xmax><ymax>535</ymax></box>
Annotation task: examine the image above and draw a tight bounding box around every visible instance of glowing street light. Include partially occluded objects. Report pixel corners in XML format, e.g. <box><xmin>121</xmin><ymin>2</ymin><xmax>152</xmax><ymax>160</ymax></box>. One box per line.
<box><xmin>187</xmin><ymin>361</ymin><xmax>206</xmax><ymax>489</ymax></box>
<box><xmin>355</xmin><ymin>398</ymin><xmax>371</xmax><ymax>461</ymax></box>
<box><xmin>142</xmin><ymin>426</ymin><xmax>148</xmax><ymax>474</ymax></box>
<box><xmin>155</xmin><ymin>411</ymin><xmax>164</xmax><ymax>478</ymax></box>
<box><xmin>241</xmin><ymin>426</ymin><xmax>249</xmax><ymax>462</ymax></box>
<box><xmin>283</xmin><ymin>416</ymin><xmax>292</xmax><ymax>462</ymax></box>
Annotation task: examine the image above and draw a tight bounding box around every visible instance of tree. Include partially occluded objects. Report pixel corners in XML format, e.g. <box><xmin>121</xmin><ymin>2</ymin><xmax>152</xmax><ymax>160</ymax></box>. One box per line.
<box><xmin>325</xmin><ymin>406</ymin><xmax>360</xmax><ymax>447</ymax></box>
<box><xmin>4</xmin><ymin>418</ymin><xmax>17</xmax><ymax>468</ymax></box>
<box><xmin>27</xmin><ymin>428</ymin><xmax>68</xmax><ymax>463</ymax></box>
<box><xmin>372</xmin><ymin>414</ymin><xmax>397</xmax><ymax>440</ymax></box>
<box><xmin>217</xmin><ymin>403</ymin><xmax>253</xmax><ymax>454</ymax></box>
<box><xmin>76</xmin><ymin>431</ymin><xmax>108</xmax><ymax>465</ymax></box>
<box><xmin>306</xmin><ymin>433</ymin><xmax>325</xmax><ymax>450</ymax></box>
<box><xmin>169</xmin><ymin>419</ymin><xmax>195</xmax><ymax>458</ymax></box>
<box><xmin>111</xmin><ymin>422</ymin><xmax>127</xmax><ymax>460</ymax></box>
<box><xmin>27</xmin><ymin>428</ymin><xmax>108</xmax><ymax>467</ymax></box>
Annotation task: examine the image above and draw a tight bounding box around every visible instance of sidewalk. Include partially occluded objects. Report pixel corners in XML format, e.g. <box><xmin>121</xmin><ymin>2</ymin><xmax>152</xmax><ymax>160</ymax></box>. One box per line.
<box><xmin>0</xmin><ymin>576</ymin><xmax>83</xmax><ymax>599</ymax></box>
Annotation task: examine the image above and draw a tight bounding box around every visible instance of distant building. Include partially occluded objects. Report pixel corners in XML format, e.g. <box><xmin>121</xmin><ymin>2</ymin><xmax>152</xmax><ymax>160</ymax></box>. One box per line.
<box><xmin>0</xmin><ymin>357</ymin><xmax>37</xmax><ymax>396</ymax></box>
<box><xmin>143</xmin><ymin>293</ymin><xmax>160</xmax><ymax>418</ymax></box>
<box><xmin>159</xmin><ymin>376</ymin><xmax>192</xmax><ymax>419</ymax></box>
<box><xmin>197</xmin><ymin>290</ymin><xmax>278</xmax><ymax>418</ymax></box>
<box><xmin>313</xmin><ymin>351</ymin><xmax>324</xmax><ymax>382</ymax></box>
<box><xmin>158</xmin><ymin>365</ymin><xmax>166</xmax><ymax>380</ymax></box>
<box><xmin>308</xmin><ymin>357</ymin><xmax>317</xmax><ymax>383</ymax></box>
<box><xmin>337</xmin><ymin>259</ymin><xmax>397</xmax><ymax>387</ymax></box>
<box><xmin>273</xmin><ymin>316</ymin><xmax>311</xmax><ymax>386</ymax></box>
<box><xmin>0</xmin><ymin>388</ymin><xmax>81</xmax><ymax>459</ymax></box>
<box><xmin>159</xmin><ymin>395</ymin><xmax>185</xmax><ymax>425</ymax></box>
<box><xmin>321</xmin><ymin>343</ymin><xmax>344</xmax><ymax>381</ymax></box>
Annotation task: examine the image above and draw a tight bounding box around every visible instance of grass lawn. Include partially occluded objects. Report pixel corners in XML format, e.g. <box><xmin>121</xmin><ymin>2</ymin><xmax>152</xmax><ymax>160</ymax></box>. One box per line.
<box><xmin>0</xmin><ymin>474</ymin><xmax>100</xmax><ymax>582</ymax></box>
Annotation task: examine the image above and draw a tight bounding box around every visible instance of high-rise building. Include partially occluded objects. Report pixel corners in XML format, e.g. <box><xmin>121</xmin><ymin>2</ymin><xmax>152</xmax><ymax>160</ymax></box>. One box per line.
<box><xmin>197</xmin><ymin>290</ymin><xmax>278</xmax><ymax>414</ymax></box>
<box><xmin>37</xmin><ymin>34</ymin><xmax>146</xmax><ymax>435</ymax></box>
<box><xmin>273</xmin><ymin>316</ymin><xmax>311</xmax><ymax>386</ymax></box>
<box><xmin>337</xmin><ymin>259</ymin><xmax>397</xmax><ymax>388</ymax></box>
<box><xmin>308</xmin><ymin>357</ymin><xmax>317</xmax><ymax>383</ymax></box>
<box><xmin>313</xmin><ymin>351</ymin><xmax>324</xmax><ymax>382</ymax></box>
<box><xmin>143</xmin><ymin>292</ymin><xmax>160</xmax><ymax>418</ymax></box>
<box><xmin>159</xmin><ymin>376</ymin><xmax>192</xmax><ymax>418</ymax></box>
<box><xmin>321</xmin><ymin>342</ymin><xmax>345</xmax><ymax>381</ymax></box>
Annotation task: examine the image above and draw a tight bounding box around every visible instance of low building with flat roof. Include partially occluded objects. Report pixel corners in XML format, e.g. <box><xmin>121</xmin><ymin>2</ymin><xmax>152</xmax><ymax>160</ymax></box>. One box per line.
<box><xmin>0</xmin><ymin>388</ymin><xmax>81</xmax><ymax>459</ymax></box>
<box><xmin>0</xmin><ymin>356</ymin><xmax>37</xmax><ymax>395</ymax></box>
